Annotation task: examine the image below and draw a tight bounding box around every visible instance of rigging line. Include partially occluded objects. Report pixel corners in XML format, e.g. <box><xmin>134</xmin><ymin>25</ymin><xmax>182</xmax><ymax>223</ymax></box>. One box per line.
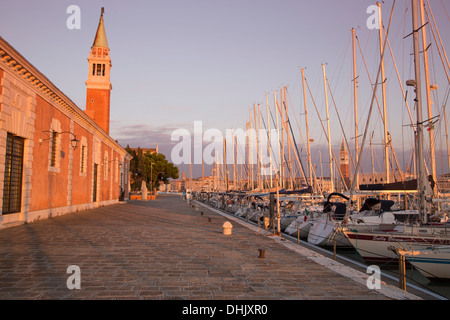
<box><xmin>426</xmin><ymin>0</ymin><xmax>450</xmax><ymax>82</ymax></box>
<box><xmin>304</xmin><ymin>77</ymin><xmax>345</xmax><ymax>188</ymax></box>
<box><xmin>286</xmin><ymin>118</ymin><xmax>310</xmax><ymax>189</ymax></box>
<box><xmin>266</xmin><ymin>100</ymin><xmax>283</xmax><ymax>171</ymax></box>
<box><xmin>356</xmin><ymin>31</ymin><xmax>414</xmax><ymax>181</ymax></box>
<box><xmin>285</xmin><ymin>85</ymin><xmax>307</xmax><ymax>157</ymax></box>
<box><xmin>286</xmin><ymin>84</ymin><xmax>320</xmax><ymax>186</ymax></box>
<box><xmin>440</xmin><ymin>0</ymin><xmax>450</xmax><ymax>24</ymax></box>
<box><xmin>323</xmin><ymin>81</ymin><xmax>351</xmax><ymax>190</ymax></box>
<box><xmin>326</xmin><ymin>77</ymin><xmax>357</xmax><ymax>177</ymax></box>
<box><xmin>346</xmin><ymin>0</ymin><xmax>396</xmax><ymax>218</ymax></box>
<box><xmin>356</xmin><ymin>33</ymin><xmax>407</xmax><ymax>129</ymax></box>
<box><xmin>276</xmin><ymin>94</ymin><xmax>303</xmax><ymax>185</ymax></box>
<box><xmin>383</xmin><ymin>22</ymin><xmax>415</xmax><ymax>129</ymax></box>
<box><xmin>259</xmin><ymin>107</ymin><xmax>280</xmax><ymax>172</ymax></box>
<box><xmin>330</xmin><ymin>32</ymin><xmax>353</xmax><ymax>94</ymax></box>
<box><xmin>283</xmin><ymin>89</ymin><xmax>309</xmax><ymax>187</ymax></box>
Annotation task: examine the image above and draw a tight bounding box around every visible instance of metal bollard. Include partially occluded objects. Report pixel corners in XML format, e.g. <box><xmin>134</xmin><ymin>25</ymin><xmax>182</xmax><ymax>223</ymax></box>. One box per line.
<box><xmin>258</xmin><ymin>249</ymin><xmax>265</xmax><ymax>259</ymax></box>
<box><xmin>222</xmin><ymin>221</ymin><xmax>233</xmax><ymax>235</ymax></box>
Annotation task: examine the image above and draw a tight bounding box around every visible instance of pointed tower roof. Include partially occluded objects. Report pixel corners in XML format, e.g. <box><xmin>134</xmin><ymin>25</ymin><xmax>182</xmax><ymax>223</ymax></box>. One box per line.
<box><xmin>92</xmin><ymin>7</ymin><xmax>109</xmax><ymax>49</ymax></box>
<box><xmin>340</xmin><ymin>138</ymin><xmax>347</xmax><ymax>152</ymax></box>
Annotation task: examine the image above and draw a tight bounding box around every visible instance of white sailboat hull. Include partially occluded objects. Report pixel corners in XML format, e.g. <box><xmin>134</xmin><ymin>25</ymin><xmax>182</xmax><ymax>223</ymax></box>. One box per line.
<box><xmin>342</xmin><ymin>228</ymin><xmax>450</xmax><ymax>264</ymax></box>
<box><xmin>400</xmin><ymin>246</ymin><xmax>450</xmax><ymax>280</ymax></box>
<box><xmin>285</xmin><ymin>216</ymin><xmax>313</xmax><ymax>239</ymax></box>
<box><xmin>307</xmin><ymin>217</ymin><xmax>350</xmax><ymax>247</ymax></box>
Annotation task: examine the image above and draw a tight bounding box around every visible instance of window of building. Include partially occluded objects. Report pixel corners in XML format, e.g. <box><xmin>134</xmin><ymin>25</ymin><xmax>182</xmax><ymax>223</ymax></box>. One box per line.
<box><xmin>48</xmin><ymin>119</ymin><xmax>61</xmax><ymax>173</ymax></box>
<box><xmin>81</xmin><ymin>145</ymin><xmax>86</xmax><ymax>173</ymax></box>
<box><xmin>104</xmin><ymin>151</ymin><xmax>109</xmax><ymax>180</ymax></box>
<box><xmin>102</xmin><ymin>64</ymin><xmax>105</xmax><ymax>76</ymax></box>
<box><xmin>96</xmin><ymin>64</ymin><xmax>102</xmax><ymax>76</ymax></box>
<box><xmin>92</xmin><ymin>63</ymin><xmax>96</xmax><ymax>76</ymax></box>
<box><xmin>79</xmin><ymin>136</ymin><xmax>88</xmax><ymax>177</ymax></box>
<box><xmin>2</xmin><ymin>133</ymin><xmax>25</xmax><ymax>214</ymax></box>
<box><xmin>50</xmin><ymin>131</ymin><xmax>58</xmax><ymax>167</ymax></box>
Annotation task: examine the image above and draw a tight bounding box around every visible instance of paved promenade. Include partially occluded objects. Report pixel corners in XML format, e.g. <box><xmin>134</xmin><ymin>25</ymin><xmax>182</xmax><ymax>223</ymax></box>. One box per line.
<box><xmin>0</xmin><ymin>194</ymin><xmax>423</xmax><ymax>300</ymax></box>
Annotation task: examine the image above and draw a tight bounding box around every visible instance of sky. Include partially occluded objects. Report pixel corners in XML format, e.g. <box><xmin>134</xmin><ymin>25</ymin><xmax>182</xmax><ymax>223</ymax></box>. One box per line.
<box><xmin>1</xmin><ymin>0</ymin><xmax>450</xmax><ymax>178</ymax></box>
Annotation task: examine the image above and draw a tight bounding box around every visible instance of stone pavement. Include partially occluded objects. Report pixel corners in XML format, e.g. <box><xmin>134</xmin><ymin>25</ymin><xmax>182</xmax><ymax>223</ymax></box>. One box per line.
<box><xmin>0</xmin><ymin>194</ymin><xmax>422</xmax><ymax>300</ymax></box>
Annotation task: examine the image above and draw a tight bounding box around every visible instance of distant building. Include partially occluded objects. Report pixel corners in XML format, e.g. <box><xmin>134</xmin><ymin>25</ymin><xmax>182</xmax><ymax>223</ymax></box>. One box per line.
<box><xmin>0</xmin><ymin>8</ymin><xmax>131</xmax><ymax>229</ymax></box>
<box><xmin>339</xmin><ymin>139</ymin><xmax>349</xmax><ymax>180</ymax></box>
<box><xmin>128</xmin><ymin>147</ymin><xmax>158</xmax><ymax>155</ymax></box>
<box><xmin>437</xmin><ymin>173</ymin><xmax>450</xmax><ymax>193</ymax></box>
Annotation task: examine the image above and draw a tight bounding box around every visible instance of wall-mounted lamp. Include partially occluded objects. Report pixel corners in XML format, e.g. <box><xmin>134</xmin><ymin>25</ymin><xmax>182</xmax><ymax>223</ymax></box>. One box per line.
<box><xmin>40</xmin><ymin>130</ymin><xmax>79</xmax><ymax>150</ymax></box>
<box><xmin>108</xmin><ymin>159</ymin><xmax>123</xmax><ymax>169</ymax></box>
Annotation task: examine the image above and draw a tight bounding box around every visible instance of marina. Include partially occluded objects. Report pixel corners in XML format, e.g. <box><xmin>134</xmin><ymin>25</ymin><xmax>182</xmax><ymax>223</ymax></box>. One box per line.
<box><xmin>175</xmin><ymin>0</ymin><xmax>450</xmax><ymax>301</ymax></box>
<box><xmin>1</xmin><ymin>0</ymin><xmax>450</xmax><ymax>306</ymax></box>
<box><xmin>191</xmin><ymin>192</ymin><xmax>450</xmax><ymax>300</ymax></box>
<box><xmin>0</xmin><ymin>194</ymin><xmax>440</xmax><ymax>301</ymax></box>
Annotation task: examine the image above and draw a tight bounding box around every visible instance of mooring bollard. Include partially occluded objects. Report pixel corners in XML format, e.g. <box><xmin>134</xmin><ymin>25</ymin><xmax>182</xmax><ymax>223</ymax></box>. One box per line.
<box><xmin>222</xmin><ymin>221</ymin><xmax>233</xmax><ymax>235</ymax></box>
<box><xmin>258</xmin><ymin>249</ymin><xmax>265</xmax><ymax>259</ymax></box>
<box><xmin>399</xmin><ymin>253</ymin><xmax>406</xmax><ymax>291</ymax></box>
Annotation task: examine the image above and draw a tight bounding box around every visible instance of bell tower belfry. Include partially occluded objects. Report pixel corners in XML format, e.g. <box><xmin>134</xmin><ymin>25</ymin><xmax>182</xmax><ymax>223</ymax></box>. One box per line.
<box><xmin>85</xmin><ymin>7</ymin><xmax>112</xmax><ymax>134</ymax></box>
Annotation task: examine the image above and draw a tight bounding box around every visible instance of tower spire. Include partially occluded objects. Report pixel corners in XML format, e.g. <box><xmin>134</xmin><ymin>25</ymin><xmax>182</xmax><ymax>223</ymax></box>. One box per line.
<box><xmin>85</xmin><ymin>7</ymin><xmax>112</xmax><ymax>134</ymax></box>
<box><xmin>92</xmin><ymin>7</ymin><xmax>109</xmax><ymax>50</ymax></box>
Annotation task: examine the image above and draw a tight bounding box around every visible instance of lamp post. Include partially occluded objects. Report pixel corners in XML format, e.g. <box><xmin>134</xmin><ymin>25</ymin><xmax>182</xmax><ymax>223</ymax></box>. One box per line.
<box><xmin>40</xmin><ymin>130</ymin><xmax>79</xmax><ymax>150</ymax></box>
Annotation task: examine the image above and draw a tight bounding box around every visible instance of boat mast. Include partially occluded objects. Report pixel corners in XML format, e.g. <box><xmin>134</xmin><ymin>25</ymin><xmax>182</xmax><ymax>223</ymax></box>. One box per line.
<box><xmin>284</xmin><ymin>87</ymin><xmax>293</xmax><ymax>190</ymax></box>
<box><xmin>266</xmin><ymin>93</ymin><xmax>273</xmax><ymax>188</ymax></box>
<box><xmin>377</xmin><ymin>2</ymin><xmax>391</xmax><ymax>184</ymax></box>
<box><xmin>411</xmin><ymin>0</ymin><xmax>428</xmax><ymax>224</ymax></box>
<box><xmin>419</xmin><ymin>0</ymin><xmax>437</xmax><ymax>196</ymax></box>
<box><xmin>322</xmin><ymin>64</ymin><xmax>334</xmax><ymax>192</ymax></box>
<box><xmin>280</xmin><ymin>88</ymin><xmax>285</xmax><ymax>189</ymax></box>
<box><xmin>248</xmin><ymin>109</ymin><xmax>254</xmax><ymax>190</ymax></box>
<box><xmin>352</xmin><ymin>28</ymin><xmax>360</xmax><ymax>193</ymax></box>
<box><xmin>253</xmin><ymin>104</ymin><xmax>261</xmax><ymax>190</ymax></box>
<box><xmin>301</xmin><ymin>68</ymin><xmax>314</xmax><ymax>192</ymax></box>
<box><xmin>444</xmin><ymin>105</ymin><xmax>450</xmax><ymax>174</ymax></box>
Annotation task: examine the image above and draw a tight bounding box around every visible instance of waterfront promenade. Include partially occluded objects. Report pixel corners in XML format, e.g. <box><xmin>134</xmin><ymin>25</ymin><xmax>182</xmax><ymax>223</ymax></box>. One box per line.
<box><xmin>0</xmin><ymin>194</ymin><xmax>423</xmax><ymax>300</ymax></box>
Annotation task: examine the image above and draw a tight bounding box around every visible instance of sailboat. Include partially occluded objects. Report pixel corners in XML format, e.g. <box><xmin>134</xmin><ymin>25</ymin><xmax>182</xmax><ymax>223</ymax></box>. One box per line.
<box><xmin>342</xmin><ymin>0</ymin><xmax>450</xmax><ymax>265</ymax></box>
<box><xmin>399</xmin><ymin>245</ymin><xmax>450</xmax><ymax>280</ymax></box>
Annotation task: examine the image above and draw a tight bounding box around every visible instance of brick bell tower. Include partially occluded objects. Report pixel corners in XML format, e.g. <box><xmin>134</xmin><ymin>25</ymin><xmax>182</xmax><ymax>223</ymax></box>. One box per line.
<box><xmin>85</xmin><ymin>8</ymin><xmax>112</xmax><ymax>134</ymax></box>
<box><xmin>339</xmin><ymin>138</ymin><xmax>349</xmax><ymax>179</ymax></box>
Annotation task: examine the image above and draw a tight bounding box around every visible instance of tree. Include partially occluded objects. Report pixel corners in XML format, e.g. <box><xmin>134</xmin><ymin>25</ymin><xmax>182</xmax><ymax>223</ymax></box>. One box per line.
<box><xmin>126</xmin><ymin>146</ymin><xmax>179</xmax><ymax>191</ymax></box>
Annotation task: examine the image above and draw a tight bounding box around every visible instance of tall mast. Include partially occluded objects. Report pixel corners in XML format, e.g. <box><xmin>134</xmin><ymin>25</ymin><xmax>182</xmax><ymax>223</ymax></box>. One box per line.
<box><xmin>253</xmin><ymin>104</ymin><xmax>261</xmax><ymax>190</ymax></box>
<box><xmin>284</xmin><ymin>86</ymin><xmax>293</xmax><ymax>190</ymax></box>
<box><xmin>322</xmin><ymin>64</ymin><xmax>334</xmax><ymax>192</ymax></box>
<box><xmin>352</xmin><ymin>28</ymin><xmax>359</xmax><ymax>191</ymax></box>
<box><xmin>248</xmin><ymin>110</ymin><xmax>253</xmax><ymax>190</ymax></box>
<box><xmin>258</xmin><ymin>103</ymin><xmax>264</xmax><ymax>189</ymax></box>
<box><xmin>301</xmin><ymin>69</ymin><xmax>313</xmax><ymax>191</ymax></box>
<box><xmin>274</xmin><ymin>91</ymin><xmax>282</xmax><ymax>188</ymax></box>
<box><xmin>377</xmin><ymin>2</ymin><xmax>390</xmax><ymax>184</ymax></box>
<box><xmin>266</xmin><ymin>93</ymin><xmax>273</xmax><ymax>188</ymax></box>
<box><xmin>411</xmin><ymin>0</ymin><xmax>428</xmax><ymax>223</ymax></box>
<box><xmin>444</xmin><ymin>105</ymin><xmax>450</xmax><ymax>174</ymax></box>
<box><xmin>280</xmin><ymin>89</ymin><xmax>285</xmax><ymax>189</ymax></box>
<box><xmin>419</xmin><ymin>0</ymin><xmax>437</xmax><ymax>195</ymax></box>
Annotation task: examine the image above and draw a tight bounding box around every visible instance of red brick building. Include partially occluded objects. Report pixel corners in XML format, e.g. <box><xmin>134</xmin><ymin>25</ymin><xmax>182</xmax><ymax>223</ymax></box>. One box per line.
<box><xmin>0</xmin><ymin>9</ymin><xmax>131</xmax><ymax>229</ymax></box>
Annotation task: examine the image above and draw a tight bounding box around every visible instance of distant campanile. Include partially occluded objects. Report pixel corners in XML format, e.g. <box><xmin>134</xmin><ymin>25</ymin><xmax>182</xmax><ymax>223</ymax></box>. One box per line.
<box><xmin>339</xmin><ymin>138</ymin><xmax>349</xmax><ymax>179</ymax></box>
<box><xmin>85</xmin><ymin>7</ymin><xmax>112</xmax><ymax>134</ymax></box>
